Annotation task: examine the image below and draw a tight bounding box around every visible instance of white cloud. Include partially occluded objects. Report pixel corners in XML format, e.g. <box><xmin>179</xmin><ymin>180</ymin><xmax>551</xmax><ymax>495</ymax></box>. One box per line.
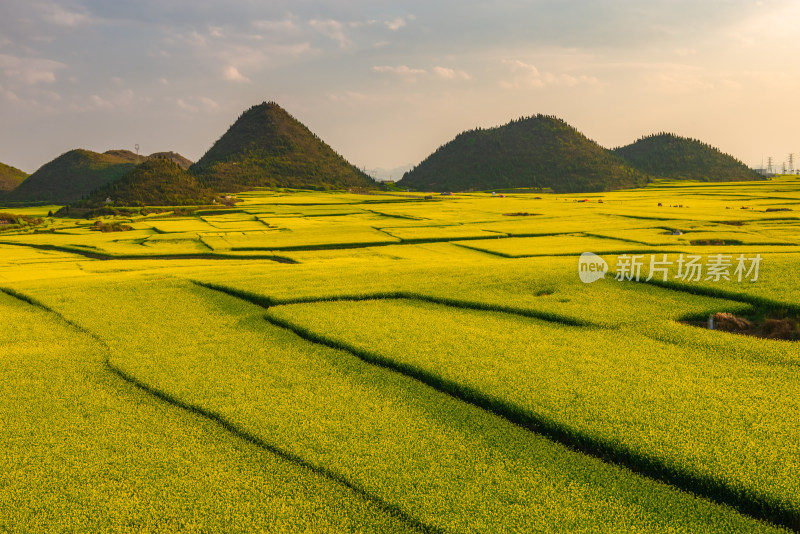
<box><xmin>500</xmin><ymin>58</ymin><xmax>598</xmax><ymax>89</ymax></box>
<box><xmin>176</xmin><ymin>95</ymin><xmax>220</xmax><ymax>114</ymax></box>
<box><xmin>503</xmin><ymin>59</ymin><xmax>541</xmax><ymax>77</ymax></box>
<box><xmin>223</xmin><ymin>65</ymin><xmax>250</xmax><ymax>82</ymax></box>
<box><xmin>0</xmin><ymin>83</ymin><xmax>20</xmax><ymax>103</ymax></box>
<box><xmin>68</xmin><ymin>89</ymin><xmax>141</xmax><ymax>113</ymax></box>
<box><xmin>373</xmin><ymin>65</ymin><xmax>427</xmax><ymax>82</ymax></box>
<box><xmin>0</xmin><ymin>54</ymin><xmax>66</xmax><ymax>85</ymax></box>
<box><xmin>176</xmin><ymin>98</ymin><xmax>197</xmax><ymax>113</ymax></box>
<box><xmin>309</xmin><ymin>19</ymin><xmax>351</xmax><ymax>49</ymax></box>
<box><xmin>252</xmin><ymin>16</ymin><xmax>300</xmax><ymax>34</ymax></box>
<box><xmin>198</xmin><ymin>96</ymin><xmax>219</xmax><ymax>110</ymax></box>
<box><xmin>39</xmin><ymin>2</ymin><xmax>92</xmax><ymax>27</ymax></box>
<box><xmin>433</xmin><ymin>66</ymin><xmax>471</xmax><ymax>81</ymax></box>
<box><xmin>385</xmin><ymin>18</ymin><xmax>407</xmax><ymax>31</ymax></box>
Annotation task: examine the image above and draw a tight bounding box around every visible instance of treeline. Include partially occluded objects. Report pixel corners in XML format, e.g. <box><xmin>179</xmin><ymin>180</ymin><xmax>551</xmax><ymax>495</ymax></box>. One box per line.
<box><xmin>398</xmin><ymin>115</ymin><xmax>650</xmax><ymax>193</ymax></box>
<box><xmin>612</xmin><ymin>133</ymin><xmax>762</xmax><ymax>182</ymax></box>
<box><xmin>77</xmin><ymin>159</ymin><xmax>216</xmax><ymax>208</ymax></box>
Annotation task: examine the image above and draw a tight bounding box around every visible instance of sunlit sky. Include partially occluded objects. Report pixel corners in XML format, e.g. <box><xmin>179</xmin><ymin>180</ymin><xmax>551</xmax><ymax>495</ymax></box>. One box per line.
<box><xmin>2</xmin><ymin>0</ymin><xmax>799</xmax><ymax>175</ymax></box>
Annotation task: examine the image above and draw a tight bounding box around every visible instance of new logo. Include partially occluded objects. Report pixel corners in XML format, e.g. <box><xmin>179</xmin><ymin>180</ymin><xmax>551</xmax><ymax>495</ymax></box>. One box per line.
<box><xmin>578</xmin><ymin>252</ymin><xmax>608</xmax><ymax>284</ymax></box>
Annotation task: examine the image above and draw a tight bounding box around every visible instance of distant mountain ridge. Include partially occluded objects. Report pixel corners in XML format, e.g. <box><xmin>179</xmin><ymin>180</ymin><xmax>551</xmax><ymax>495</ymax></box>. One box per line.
<box><xmin>190</xmin><ymin>101</ymin><xmax>376</xmax><ymax>191</ymax></box>
<box><xmin>612</xmin><ymin>133</ymin><xmax>763</xmax><ymax>182</ymax></box>
<box><xmin>397</xmin><ymin>115</ymin><xmax>650</xmax><ymax>193</ymax></box>
<box><xmin>2</xmin><ymin>103</ymin><xmax>766</xmax><ymax>206</ymax></box>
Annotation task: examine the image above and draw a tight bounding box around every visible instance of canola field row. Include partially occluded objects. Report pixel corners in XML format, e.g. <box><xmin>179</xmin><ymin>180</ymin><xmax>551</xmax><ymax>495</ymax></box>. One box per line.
<box><xmin>1</xmin><ymin>177</ymin><xmax>799</xmax><ymax>533</ymax></box>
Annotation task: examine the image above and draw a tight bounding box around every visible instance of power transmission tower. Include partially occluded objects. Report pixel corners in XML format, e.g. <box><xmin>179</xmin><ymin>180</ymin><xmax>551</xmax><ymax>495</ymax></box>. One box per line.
<box><xmin>767</xmin><ymin>156</ymin><xmax>774</xmax><ymax>175</ymax></box>
<box><xmin>789</xmin><ymin>153</ymin><xmax>794</xmax><ymax>174</ymax></box>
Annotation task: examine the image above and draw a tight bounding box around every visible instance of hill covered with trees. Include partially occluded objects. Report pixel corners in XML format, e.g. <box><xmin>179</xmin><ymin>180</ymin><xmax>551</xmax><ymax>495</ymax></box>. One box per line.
<box><xmin>190</xmin><ymin>102</ymin><xmax>376</xmax><ymax>191</ymax></box>
<box><xmin>0</xmin><ymin>162</ymin><xmax>28</xmax><ymax>191</ymax></box>
<box><xmin>397</xmin><ymin>115</ymin><xmax>650</xmax><ymax>193</ymax></box>
<box><xmin>78</xmin><ymin>158</ymin><xmax>215</xmax><ymax>207</ymax></box>
<box><xmin>612</xmin><ymin>133</ymin><xmax>762</xmax><ymax>182</ymax></box>
<box><xmin>7</xmin><ymin>149</ymin><xmax>137</xmax><ymax>203</ymax></box>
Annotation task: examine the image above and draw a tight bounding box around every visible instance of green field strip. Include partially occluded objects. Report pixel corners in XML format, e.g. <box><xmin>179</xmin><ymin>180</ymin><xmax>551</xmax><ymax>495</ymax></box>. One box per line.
<box><xmin>0</xmin><ymin>289</ymin><xmax>415</xmax><ymax>533</ymax></box>
<box><xmin>642</xmin><ymin>278</ymin><xmax>800</xmax><ymax>317</ymax></box>
<box><xmin>452</xmin><ymin>242</ymin><xmax>671</xmax><ymax>259</ymax></box>
<box><xmin>0</xmin><ymin>240</ymin><xmax>297</xmax><ymax>262</ymax></box>
<box><xmin>0</xmin><ymin>286</ymin><xmax>102</xmax><ymax>340</ymax></box>
<box><xmin>582</xmin><ymin>231</ymin><xmax>677</xmax><ymax>246</ymax></box>
<box><xmin>1</xmin><ymin>285</ymin><xmax>441</xmax><ymax>534</ymax></box>
<box><xmin>265</xmin><ymin>299</ymin><xmax>800</xmax><ymax>533</ymax></box>
<box><xmin>104</xmin><ymin>361</ymin><xmax>445</xmax><ymax>534</ymax></box>
<box><xmin>18</xmin><ymin>277</ymin><xmax>786</xmax><ymax>533</ymax></box>
<box><xmin>362</xmin><ymin>209</ymin><xmax>425</xmax><ymax>220</ymax></box>
<box><xmin>192</xmin><ymin>280</ymin><xmax>595</xmax><ymax>327</ymax></box>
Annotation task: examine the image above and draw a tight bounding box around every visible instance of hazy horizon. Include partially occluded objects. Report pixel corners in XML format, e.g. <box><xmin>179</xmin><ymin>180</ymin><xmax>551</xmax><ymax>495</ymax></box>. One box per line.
<box><xmin>2</xmin><ymin>0</ymin><xmax>799</xmax><ymax>174</ymax></box>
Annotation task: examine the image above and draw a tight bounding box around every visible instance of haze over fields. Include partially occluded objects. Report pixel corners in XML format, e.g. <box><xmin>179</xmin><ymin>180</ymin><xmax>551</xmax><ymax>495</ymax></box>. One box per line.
<box><xmin>1</xmin><ymin>0</ymin><xmax>799</xmax><ymax>175</ymax></box>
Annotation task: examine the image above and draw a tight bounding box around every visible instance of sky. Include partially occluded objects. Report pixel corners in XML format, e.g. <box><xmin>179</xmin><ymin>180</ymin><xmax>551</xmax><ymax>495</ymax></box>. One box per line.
<box><xmin>1</xmin><ymin>0</ymin><xmax>799</xmax><ymax>176</ymax></box>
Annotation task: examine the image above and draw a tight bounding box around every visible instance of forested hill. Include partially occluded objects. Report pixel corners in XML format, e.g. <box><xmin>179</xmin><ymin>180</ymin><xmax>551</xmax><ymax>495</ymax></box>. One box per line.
<box><xmin>396</xmin><ymin>115</ymin><xmax>650</xmax><ymax>193</ymax></box>
<box><xmin>78</xmin><ymin>158</ymin><xmax>215</xmax><ymax>207</ymax></box>
<box><xmin>190</xmin><ymin>102</ymin><xmax>376</xmax><ymax>191</ymax></box>
<box><xmin>7</xmin><ymin>149</ymin><xmax>136</xmax><ymax>203</ymax></box>
<box><xmin>0</xmin><ymin>162</ymin><xmax>28</xmax><ymax>191</ymax></box>
<box><xmin>613</xmin><ymin>133</ymin><xmax>762</xmax><ymax>182</ymax></box>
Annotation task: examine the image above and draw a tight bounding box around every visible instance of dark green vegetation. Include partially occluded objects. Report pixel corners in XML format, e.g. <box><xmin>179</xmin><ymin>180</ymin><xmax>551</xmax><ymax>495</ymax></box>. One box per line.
<box><xmin>4</xmin><ymin>104</ymin><xmax>768</xmax><ymax>206</ymax></box>
<box><xmin>149</xmin><ymin>151</ymin><xmax>193</xmax><ymax>170</ymax></box>
<box><xmin>614</xmin><ymin>133</ymin><xmax>763</xmax><ymax>182</ymax></box>
<box><xmin>190</xmin><ymin>102</ymin><xmax>377</xmax><ymax>192</ymax></box>
<box><xmin>102</xmin><ymin>149</ymin><xmax>193</xmax><ymax>169</ymax></box>
<box><xmin>397</xmin><ymin>115</ymin><xmax>651</xmax><ymax>193</ymax></box>
<box><xmin>0</xmin><ymin>162</ymin><xmax>28</xmax><ymax>191</ymax></box>
<box><xmin>0</xmin><ymin>212</ymin><xmax>41</xmax><ymax>232</ymax></box>
<box><xmin>77</xmin><ymin>158</ymin><xmax>215</xmax><ymax>207</ymax></box>
<box><xmin>7</xmin><ymin>149</ymin><xmax>136</xmax><ymax>203</ymax></box>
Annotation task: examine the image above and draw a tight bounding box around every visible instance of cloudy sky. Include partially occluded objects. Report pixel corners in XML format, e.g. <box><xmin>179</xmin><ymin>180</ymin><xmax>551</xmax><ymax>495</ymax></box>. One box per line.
<box><xmin>2</xmin><ymin>0</ymin><xmax>799</xmax><ymax>175</ymax></box>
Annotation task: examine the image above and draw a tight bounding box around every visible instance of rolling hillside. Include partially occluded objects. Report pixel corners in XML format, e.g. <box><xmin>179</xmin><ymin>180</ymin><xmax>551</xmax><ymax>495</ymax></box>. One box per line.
<box><xmin>190</xmin><ymin>102</ymin><xmax>377</xmax><ymax>192</ymax></box>
<box><xmin>149</xmin><ymin>151</ymin><xmax>193</xmax><ymax>170</ymax></box>
<box><xmin>397</xmin><ymin>115</ymin><xmax>650</xmax><ymax>193</ymax></box>
<box><xmin>7</xmin><ymin>149</ymin><xmax>136</xmax><ymax>203</ymax></box>
<box><xmin>78</xmin><ymin>158</ymin><xmax>215</xmax><ymax>207</ymax></box>
<box><xmin>613</xmin><ymin>133</ymin><xmax>762</xmax><ymax>182</ymax></box>
<box><xmin>0</xmin><ymin>162</ymin><xmax>28</xmax><ymax>192</ymax></box>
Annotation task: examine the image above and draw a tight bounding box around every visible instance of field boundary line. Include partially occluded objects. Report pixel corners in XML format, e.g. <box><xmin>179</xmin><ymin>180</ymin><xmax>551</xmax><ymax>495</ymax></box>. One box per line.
<box><xmin>0</xmin><ymin>286</ymin><xmax>111</xmax><ymax>348</ymax></box>
<box><xmin>191</xmin><ymin>280</ymin><xmax>799</xmax><ymax>532</ymax></box>
<box><xmin>105</xmin><ymin>361</ymin><xmax>447</xmax><ymax>534</ymax></box>
<box><xmin>0</xmin><ymin>285</ymin><xmax>446</xmax><ymax>534</ymax></box>
<box><xmin>262</xmin><ymin>309</ymin><xmax>800</xmax><ymax>533</ymax></box>
<box><xmin>641</xmin><ymin>279</ymin><xmax>800</xmax><ymax>316</ymax></box>
<box><xmin>451</xmin><ymin>242</ymin><xmax>676</xmax><ymax>259</ymax></box>
<box><xmin>191</xmin><ymin>280</ymin><xmax>595</xmax><ymax>327</ymax></box>
<box><xmin>0</xmin><ymin>241</ymin><xmax>298</xmax><ymax>263</ymax></box>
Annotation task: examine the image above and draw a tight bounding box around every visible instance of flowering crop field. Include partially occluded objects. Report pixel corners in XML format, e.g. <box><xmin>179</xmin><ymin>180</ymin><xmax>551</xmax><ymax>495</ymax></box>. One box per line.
<box><xmin>2</xmin><ymin>177</ymin><xmax>800</xmax><ymax>533</ymax></box>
